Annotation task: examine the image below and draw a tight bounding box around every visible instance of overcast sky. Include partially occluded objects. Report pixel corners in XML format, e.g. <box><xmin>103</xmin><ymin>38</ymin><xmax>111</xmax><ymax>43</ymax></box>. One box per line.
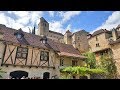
<box><xmin>0</xmin><ymin>11</ymin><xmax>120</xmax><ymax>34</ymax></box>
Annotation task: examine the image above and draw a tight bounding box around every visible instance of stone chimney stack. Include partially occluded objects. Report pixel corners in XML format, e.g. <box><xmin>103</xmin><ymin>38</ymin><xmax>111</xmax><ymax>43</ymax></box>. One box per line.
<box><xmin>112</xmin><ymin>28</ymin><xmax>118</xmax><ymax>41</ymax></box>
<box><xmin>32</xmin><ymin>26</ymin><xmax>35</xmax><ymax>34</ymax></box>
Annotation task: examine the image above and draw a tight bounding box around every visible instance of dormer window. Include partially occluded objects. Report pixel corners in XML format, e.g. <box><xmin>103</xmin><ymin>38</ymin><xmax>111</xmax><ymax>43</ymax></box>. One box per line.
<box><xmin>14</xmin><ymin>28</ymin><xmax>24</xmax><ymax>39</ymax></box>
<box><xmin>41</xmin><ymin>40</ymin><xmax>46</xmax><ymax>44</ymax></box>
<box><xmin>40</xmin><ymin>35</ymin><xmax>47</xmax><ymax>44</ymax></box>
<box><xmin>16</xmin><ymin>34</ymin><xmax>22</xmax><ymax>39</ymax></box>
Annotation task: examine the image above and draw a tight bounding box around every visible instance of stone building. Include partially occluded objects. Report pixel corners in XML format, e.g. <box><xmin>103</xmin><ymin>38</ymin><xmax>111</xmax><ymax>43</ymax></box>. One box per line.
<box><xmin>37</xmin><ymin>17</ymin><xmax>89</xmax><ymax>53</ymax></box>
<box><xmin>0</xmin><ymin>22</ymin><xmax>86</xmax><ymax>79</ymax></box>
<box><xmin>88</xmin><ymin>24</ymin><xmax>120</xmax><ymax>77</ymax></box>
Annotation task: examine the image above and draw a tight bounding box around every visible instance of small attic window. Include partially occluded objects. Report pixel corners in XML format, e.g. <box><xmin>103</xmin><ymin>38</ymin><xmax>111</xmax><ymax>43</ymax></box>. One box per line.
<box><xmin>40</xmin><ymin>36</ymin><xmax>47</xmax><ymax>44</ymax></box>
<box><xmin>16</xmin><ymin>34</ymin><xmax>22</xmax><ymax>39</ymax></box>
<box><xmin>41</xmin><ymin>40</ymin><xmax>46</xmax><ymax>44</ymax></box>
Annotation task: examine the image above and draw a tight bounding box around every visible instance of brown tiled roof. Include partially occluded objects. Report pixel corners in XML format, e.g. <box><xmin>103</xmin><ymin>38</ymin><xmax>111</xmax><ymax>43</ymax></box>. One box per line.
<box><xmin>49</xmin><ymin>30</ymin><xmax>64</xmax><ymax>36</ymax></box>
<box><xmin>66</xmin><ymin>30</ymin><xmax>71</xmax><ymax>33</ymax></box>
<box><xmin>0</xmin><ymin>25</ymin><xmax>84</xmax><ymax>59</ymax></box>
<box><xmin>73</xmin><ymin>30</ymin><xmax>89</xmax><ymax>35</ymax></box>
<box><xmin>92</xmin><ymin>29</ymin><xmax>109</xmax><ymax>36</ymax></box>
<box><xmin>48</xmin><ymin>41</ymin><xmax>85</xmax><ymax>58</ymax></box>
<box><xmin>116</xmin><ymin>24</ymin><xmax>120</xmax><ymax>29</ymax></box>
<box><xmin>117</xmin><ymin>31</ymin><xmax>120</xmax><ymax>37</ymax></box>
<box><xmin>109</xmin><ymin>38</ymin><xmax>120</xmax><ymax>45</ymax></box>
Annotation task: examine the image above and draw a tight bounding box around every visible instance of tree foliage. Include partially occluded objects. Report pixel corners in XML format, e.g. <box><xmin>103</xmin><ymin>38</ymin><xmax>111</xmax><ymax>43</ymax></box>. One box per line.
<box><xmin>100</xmin><ymin>54</ymin><xmax>117</xmax><ymax>78</ymax></box>
<box><xmin>60</xmin><ymin>66</ymin><xmax>106</xmax><ymax>77</ymax></box>
<box><xmin>83</xmin><ymin>52</ymin><xmax>96</xmax><ymax>68</ymax></box>
<box><xmin>0</xmin><ymin>68</ymin><xmax>6</xmax><ymax>78</ymax></box>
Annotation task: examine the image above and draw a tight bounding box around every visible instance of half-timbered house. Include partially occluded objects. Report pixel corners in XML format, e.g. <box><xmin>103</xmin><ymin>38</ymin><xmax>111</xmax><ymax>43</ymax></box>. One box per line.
<box><xmin>0</xmin><ymin>24</ymin><xmax>86</xmax><ymax>79</ymax></box>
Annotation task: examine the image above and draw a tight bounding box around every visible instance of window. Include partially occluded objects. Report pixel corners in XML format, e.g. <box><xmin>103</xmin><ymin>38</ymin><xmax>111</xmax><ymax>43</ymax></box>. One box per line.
<box><xmin>73</xmin><ymin>41</ymin><xmax>76</xmax><ymax>44</ymax></box>
<box><xmin>96</xmin><ymin>43</ymin><xmax>100</xmax><ymax>47</ymax></box>
<box><xmin>60</xmin><ymin>58</ymin><xmax>64</xmax><ymax>66</ymax></box>
<box><xmin>16</xmin><ymin>34</ymin><xmax>22</xmax><ymax>39</ymax></box>
<box><xmin>43</xmin><ymin>72</ymin><xmax>50</xmax><ymax>79</ymax></box>
<box><xmin>16</xmin><ymin>47</ymin><xmax>28</xmax><ymax>59</ymax></box>
<box><xmin>44</xmin><ymin>23</ymin><xmax>46</xmax><ymax>27</ymax></box>
<box><xmin>72</xmin><ymin>60</ymin><xmax>78</xmax><ymax>66</ymax></box>
<box><xmin>78</xmin><ymin>37</ymin><xmax>80</xmax><ymax>40</ymax></box>
<box><xmin>96</xmin><ymin>36</ymin><xmax>98</xmax><ymax>41</ymax></box>
<box><xmin>40</xmin><ymin>51</ymin><xmax>49</xmax><ymax>61</ymax></box>
<box><xmin>73</xmin><ymin>76</ymin><xmax>76</xmax><ymax>79</ymax></box>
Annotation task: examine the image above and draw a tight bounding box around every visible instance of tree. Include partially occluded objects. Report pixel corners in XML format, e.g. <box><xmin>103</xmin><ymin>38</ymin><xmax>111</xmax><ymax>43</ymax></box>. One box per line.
<box><xmin>0</xmin><ymin>68</ymin><xmax>6</xmax><ymax>78</ymax></box>
<box><xmin>60</xmin><ymin>66</ymin><xmax>106</xmax><ymax>79</ymax></box>
<box><xmin>100</xmin><ymin>54</ymin><xmax>117</xmax><ymax>79</ymax></box>
<box><xmin>83</xmin><ymin>52</ymin><xmax>96</xmax><ymax>69</ymax></box>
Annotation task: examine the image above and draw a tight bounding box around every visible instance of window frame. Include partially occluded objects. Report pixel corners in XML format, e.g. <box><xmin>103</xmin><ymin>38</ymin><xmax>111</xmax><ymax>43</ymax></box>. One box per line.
<box><xmin>72</xmin><ymin>60</ymin><xmax>78</xmax><ymax>66</ymax></box>
<box><xmin>96</xmin><ymin>36</ymin><xmax>98</xmax><ymax>41</ymax></box>
<box><xmin>40</xmin><ymin>51</ymin><xmax>49</xmax><ymax>61</ymax></box>
<box><xmin>16</xmin><ymin>47</ymin><xmax>28</xmax><ymax>59</ymax></box>
<box><xmin>60</xmin><ymin>57</ymin><xmax>64</xmax><ymax>66</ymax></box>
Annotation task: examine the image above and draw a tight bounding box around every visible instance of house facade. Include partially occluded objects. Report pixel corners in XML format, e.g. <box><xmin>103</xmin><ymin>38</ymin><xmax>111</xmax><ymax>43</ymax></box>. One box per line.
<box><xmin>88</xmin><ymin>25</ymin><xmax>120</xmax><ymax>78</ymax></box>
<box><xmin>0</xmin><ymin>22</ymin><xmax>86</xmax><ymax>79</ymax></box>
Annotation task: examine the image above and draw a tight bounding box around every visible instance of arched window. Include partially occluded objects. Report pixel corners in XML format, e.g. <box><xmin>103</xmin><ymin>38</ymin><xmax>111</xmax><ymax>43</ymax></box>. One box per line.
<box><xmin>10</xmin><ymin>70</ymin><xmax>28</xmax><ymax>79</ymax></box>
<box><xmin>43</xmin><ymin>72</ymin><xmax>50</xmax><ymax>79</ymax></box>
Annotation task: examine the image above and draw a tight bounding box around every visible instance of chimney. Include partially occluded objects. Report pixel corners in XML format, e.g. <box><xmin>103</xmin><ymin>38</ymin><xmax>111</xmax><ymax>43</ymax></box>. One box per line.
<box><xmin>32</xmin><ymin>26</ymin><xmax>35</xmax><ymax>34</ymax></box>
<box><xmin>28</xmin><ymin>27</ymin><xmax>31</xmax><ymax>33</ymax></box>
<box><xmin>112</xmin><ymin>28</ymin><xmax>118</xmax><ymax>41</ymax></box>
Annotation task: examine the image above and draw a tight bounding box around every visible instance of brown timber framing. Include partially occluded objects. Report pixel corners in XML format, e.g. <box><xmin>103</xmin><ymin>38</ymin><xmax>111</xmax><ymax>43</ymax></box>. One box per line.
<box><xmin>3</xmin><ymin>44</ymin><xmax>16</xmax><ymax>64</ymax></box>
<box><xmin>30</xmin><ymin>48</ymin><xmax>33</xmax><ymax>66</ymax></box>
<box><xmin>25</xmin><ymin>47</ymin><xmax>29</xmax><ymax>65</ymax></box>
<box><xmin>32</xmin><ymin>49</ymin><xmax>40</xmax><ymax>65</ymax></box>
<box><xmin>14</xmin><ymin>46</ymin><xmax>18</xmax><ymax>65</ymax></box>
<box><xmin>1</xmin><ymin>42</ymin><xmax>7</xmax><ymax>66</ymax></box>
<box><xmin>1</xmin><ymin>41</ymin><xmax>54</xmax><ymax>68</ymax></box>
<box><xmin>8</xmin><ymin>45</ymin><xmax>13</xmax><ymax>64</ymax></box>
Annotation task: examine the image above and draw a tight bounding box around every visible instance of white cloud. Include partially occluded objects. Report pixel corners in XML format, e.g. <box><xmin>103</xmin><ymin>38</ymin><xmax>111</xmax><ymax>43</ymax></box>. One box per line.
<box><xmin>59</xmin><ymin>11</ymin><xmax>81</xmax><ymax>23</ymax></box>
<box><xmin>0</xmin><ymin>11</ymin><xmax>44</xmax><ymax>33</ymax></box>
<box><xmin>0</xmin><ymin>13</ymin><xmax>8</xmax><ymax>25</ymax></box>
<box><xmin>91</xmin><ymin>11</ymin><xmax>120</xmax><ymax>34</ymax></box>
<box><xmin>48</xmin><ymin>11</ymin><xmax>54</xmax><ymax>17</ymax></box>
<box><xmin>30</xmin><ymin>11</ymin><xmax>43</xmax><ymax>26</ymax></box>
<box><xmin>0</xmin><ymin>11</ymin><xmax>82</xmax><ymax>34</ymax></box>
<box><xmin>49</xmin><ymin>21</ymin><xmax>65</xmax><ymax>33</ymax></box>
<box><xmin>8</xmin><ymin>11</ymin><xmax>30</xmax><ymax>18</ymax></box>
<box><xmin>16</xmin><ymin>16</ymin><xmax>30</xmax><ymax>25</ymax></box>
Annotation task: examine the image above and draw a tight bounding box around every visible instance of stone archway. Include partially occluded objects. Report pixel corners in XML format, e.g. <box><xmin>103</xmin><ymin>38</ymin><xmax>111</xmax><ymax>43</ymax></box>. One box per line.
<box><xmin>43</xmin><ymin>72</ymin><xmax>50</xmax><ymax>79</ymax></box>
<box><xmin>10</xmin><ymin>70</ymin><xmax>28</xmax><ymax>79</ymax></box>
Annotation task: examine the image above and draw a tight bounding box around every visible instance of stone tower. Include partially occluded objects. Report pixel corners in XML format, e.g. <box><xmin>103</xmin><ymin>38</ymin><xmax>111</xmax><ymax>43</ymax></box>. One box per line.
<box><xmin>38</xmin><ymin>17</ymin><xmax>49</xmax><ymax>36</ymax></box>
<box><xmin>112</xmin><ymin>28</ymin><xmax>118</xmax><ymax>41</ymax></box>
<box><xmin>64</xmin><ymin>30</ymin><xmax>72</xmax><ymax>44</ymax></box>
<box><xmin>72</xmin><ymin>30</ymin><xmax>89</xmax><ymax>53</ymax></box>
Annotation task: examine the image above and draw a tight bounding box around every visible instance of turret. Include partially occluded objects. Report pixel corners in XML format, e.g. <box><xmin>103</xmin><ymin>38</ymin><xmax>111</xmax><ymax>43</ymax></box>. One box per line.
<box><xmin>38</xmin><ymin>17</ymin><xmax>49</xmax><ymax>36</ymax></box>
<box><xmin>64</xmin><ymin>30</ymin><xmax>72</xmax><ymax>44</ymax></box>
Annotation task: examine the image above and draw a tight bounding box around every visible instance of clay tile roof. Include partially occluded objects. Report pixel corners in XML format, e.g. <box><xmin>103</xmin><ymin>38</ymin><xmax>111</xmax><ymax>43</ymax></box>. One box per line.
<box><xmin>116</xmin><ymin>24</ymin><xmax>120</xmax><ymax>29</ymax></box>
<box><xmin>48</xmin><ymin>41</ymin><xmax>85</xmax><ymax>58</ymax></box>
<box><xmin>92</xmin><ymin>29</ymin><xmax>109</xmax><ymax>36</ymax></box>
<box><xmin>0</xmin><ymin>25</ymin><xmax>85</xmax><ymax>59</ymax></box>
<box><xmin>66</xmin><ymin>30</ymin><xmax>71</xmax><ymax>33</ymax></box>
<box><xmin>49</xmin><ymin>30</ymin><xmax>64</xmax><ymax>36</ymax></box>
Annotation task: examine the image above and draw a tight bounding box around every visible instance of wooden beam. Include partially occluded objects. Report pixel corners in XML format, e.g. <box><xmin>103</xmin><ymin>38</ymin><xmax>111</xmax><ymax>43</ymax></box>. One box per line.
<box><xmin>14</xmin><ymin>46</ymin><xmax>18</xmax><ymax>64</ymax></box>
<box><xmin>3</xmin><ymin>46</ymin><xmax>16</xmax><ymax>64</ymax></box>
<box><xmin>25</xmin><ymin>48</ymin><xmax>29</xmax><ymax>65</ymax></box>
<box><xmin>8</xmin><ymin>45</ymin><xmax>13</xmax><ymax>64</ymax></box>
<box><xmin>1</xmin><ymin>43</ymin><xmax>7</xmax><ymax>66</ymax></box>
<box><xmin>2</xmin><ymin>64</ymin><xmax>55</xmax><ymax>68</ymax></box>
<box><xmin>30</xmin><ymin>48</ymin><xmax>33</xmax><ymax>65</ymax></box>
